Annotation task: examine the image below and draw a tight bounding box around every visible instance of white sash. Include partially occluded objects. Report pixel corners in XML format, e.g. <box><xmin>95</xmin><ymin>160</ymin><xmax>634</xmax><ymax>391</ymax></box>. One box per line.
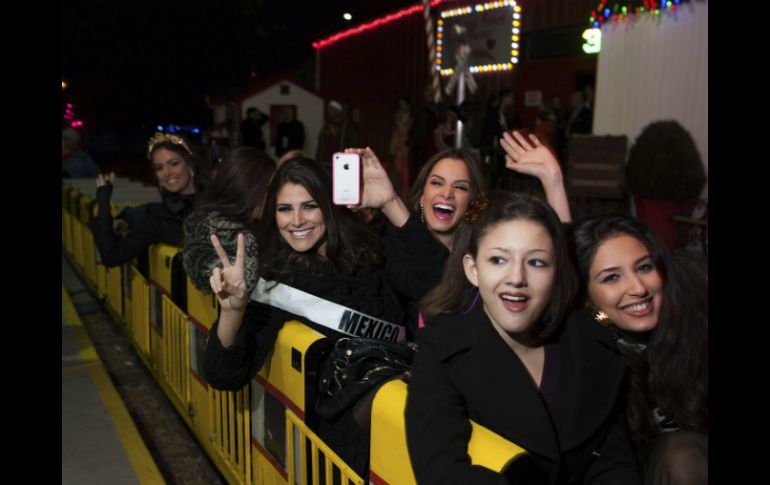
<box><xmin>251</xmin><ymin>278</ymin><xmax>406</xmax><ymax>343</ymax></box>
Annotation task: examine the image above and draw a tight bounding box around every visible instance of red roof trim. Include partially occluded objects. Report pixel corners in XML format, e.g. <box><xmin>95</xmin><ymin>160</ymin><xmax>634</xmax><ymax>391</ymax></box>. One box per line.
<box><xmin>312</xmin><ymin>0</ymin><xmax>445</xmax><ymax>50</ymax></box>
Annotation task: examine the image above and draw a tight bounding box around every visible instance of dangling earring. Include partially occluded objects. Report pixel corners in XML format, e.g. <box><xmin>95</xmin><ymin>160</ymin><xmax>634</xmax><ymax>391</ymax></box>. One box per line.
<box><xmin>419</xmin><ymin>200</ymin><xmax>425</xmax><ymax>224</ymax></box>
<box><xmin>586</xmin><ymin>302</ymin><xmax>610</xmax><ymax>326</ymax></box>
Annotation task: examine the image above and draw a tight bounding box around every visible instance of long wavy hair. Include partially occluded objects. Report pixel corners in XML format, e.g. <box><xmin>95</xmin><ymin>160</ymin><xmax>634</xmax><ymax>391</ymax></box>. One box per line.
<box><xmin>258</xmin><ymin>157</ymin><xmax>381</xmax><ymax>282</ymax></box>
<box><xmin>572</xmin><ymin>213</ymin><xmax>708</xmax><ymax>444</ymax></box>
<box><xmin>420</xmin><ymin>191</ymin><xmax>578</xmax><ymax>342</ymax></box>
<box><xmin>193</xmin><ymin>147</ymin><xmax>276</xmax><ymax>231</ymax></box>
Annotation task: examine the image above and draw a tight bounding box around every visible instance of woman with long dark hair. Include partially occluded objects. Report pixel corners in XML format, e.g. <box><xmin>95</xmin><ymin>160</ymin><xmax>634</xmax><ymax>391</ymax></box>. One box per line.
<box><xmin>182</xmin><ymin>146</ymin><xmax>276</xmax><ymax>292</ymax></box>
<box><xmin>203</xmin><ymin>157</ymin><xmax>405</xmax><ymax>478</ymax></box>
<box><xmin>573</xmin><ymin>214</ymin><xmax>708</xmax><ymax>484</ymax></box>
<box><xmin>407</xmin><ymin>191</ymin><xmax>641</xmax><ymax>484</ymax></box>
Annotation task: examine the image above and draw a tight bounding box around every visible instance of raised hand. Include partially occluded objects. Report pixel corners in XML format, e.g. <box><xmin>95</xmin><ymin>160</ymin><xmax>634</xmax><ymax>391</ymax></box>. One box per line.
<box><xmin>344</xmin><ymin>147</ymin><xmax>398</xmax><ymax>210</ymax></box>
<box><xmin>500</xmin><ymin>131</ymin><xmax>563</xmax><ymax>186</ymax></box>
<box><xmin>96</xmin><ymin>171</ymin><xmax>116</xmax><ymax>188</ymax></box>
<box><xmin>209</xmin><ymin>233</ymin><xmax>248</xmax><ymax>313</ymax></box>
<box><xmin>499</xmin><ymin>131</ymin><xmax>572</xmax><ymax>222</ymax></box>
<box><xmin>344</xmin><ymin>147</ymin><xmax>411</xmax><ymax>227</ymax></box>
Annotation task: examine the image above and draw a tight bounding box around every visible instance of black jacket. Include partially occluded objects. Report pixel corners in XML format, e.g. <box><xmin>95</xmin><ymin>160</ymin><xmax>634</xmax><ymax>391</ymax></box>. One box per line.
<box><xmin>382</xmin><ymin>213</ymin><xmax>449</xmax><ymax>336</ymax></box>
<box><xmin>405</xmin><ymin>306</ymin><xmax>641</xmax><ymax>485</ymax></box>
<box><xmin>90</xmin><ymin>183</ymin><xmax>196</xmax><ymax>268</ymax></box>
<box><xmin>203</xmin><ymin>262</ymin><xmax>405</xmax><ymax>391</ymax></box>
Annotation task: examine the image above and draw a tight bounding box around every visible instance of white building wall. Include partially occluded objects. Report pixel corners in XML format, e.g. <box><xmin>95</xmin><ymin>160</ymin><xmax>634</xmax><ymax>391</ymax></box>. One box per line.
<box><xmin>241</xmin><ymin>81</ymin><xmax>325</xmax><ymax>159</ymax></box>
<box><xmin>593</xmin><ymin>1</ymin><xmax>708</xmax><ymax>188</ymax></box>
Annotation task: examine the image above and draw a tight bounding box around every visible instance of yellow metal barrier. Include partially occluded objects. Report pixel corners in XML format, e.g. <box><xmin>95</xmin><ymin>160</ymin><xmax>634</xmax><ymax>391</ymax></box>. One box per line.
<box><xmin>63</xmin><ymin>209</ymin><xmax>73</xmax><ymax>254</ymax></box>
<box><xmin>148</xmin><ymin>243</ymin><xmax>178</xmax><ymax>294</ymax></box>
<box><xmin>96</xmin><ymin>262</ymin><xmax>107</xmax><ymax>299</ymax></box>
<box><xmin>187</xmin><ymin>277</ymin><xmax>219</xmax><ymax>331</ymax></box>
<box><xmin>369</xmin><ymin>379</ymin><xmax>527</xmax><ymax>485</ymax></box>
<box><xmin>72</xmin><ymin>218</ymin><xmax>85</xmax><ymax>271</ymax></box>
<box><xmin>162</xmin><ymin>294</ymin><xmax>191</xmax><ymax>410</ymax></box>
<box><xmin>82</xmin><ymin>227</ymin><xmax>97</xmax><ymax>288</ymax></box>
<box><xmin>105</xmin><ymin>265</ymin><xmax>123</xmax><ymax>320</ymax></box>
<box><xmin>209</xmin><ymin>386</ymin><xmax>252</xmax><ymax>485</ymax></box>
<box><xmin>131</xmin><ymin>267</ymin><xmax>151</xmax><ymax>359</ymax></box>
<box><xmin>257</xmin><ymin>321</ymin><xmax>325</xmax><ymax>418</ymax></box>
<box><xmin>286</xmin><ymin>410</ymin><xmax>364</xmax><ymax>485</ymax></box>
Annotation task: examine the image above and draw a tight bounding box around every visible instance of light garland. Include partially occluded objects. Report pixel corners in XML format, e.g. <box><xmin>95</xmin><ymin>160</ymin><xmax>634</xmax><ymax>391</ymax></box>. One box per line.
<box><xmin>589</xmin><ymin>0</ymin><xmax>689</xmax><ymax>28</ymax></box>
<box><xmin>437</xmin><ymin>1</ymin><xmax>521</xmax><ymax>77</ymax></box>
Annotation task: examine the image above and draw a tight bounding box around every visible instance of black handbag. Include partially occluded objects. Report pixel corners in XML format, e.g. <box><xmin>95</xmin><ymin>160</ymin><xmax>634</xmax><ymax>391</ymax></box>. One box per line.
<box><xmin>315</xmin><ymin>337</ymin><xmax>417</xmax><ymax>421</ymax></box>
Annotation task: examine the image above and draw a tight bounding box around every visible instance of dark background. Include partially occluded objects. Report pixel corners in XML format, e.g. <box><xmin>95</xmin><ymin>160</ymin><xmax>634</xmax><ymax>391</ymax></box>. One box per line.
<box><xmin>62</xmin><ymin>0</ymin><xmax>416</xmax><ymax>139</ymax></box>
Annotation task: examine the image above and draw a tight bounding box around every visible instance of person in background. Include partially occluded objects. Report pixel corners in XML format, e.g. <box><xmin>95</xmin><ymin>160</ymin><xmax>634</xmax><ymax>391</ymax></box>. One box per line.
<box><xmin>406</xmin><ymin>191</ymin><xmax>641</xmax><ymax>485</ymax></box>
<box><xmin>565</xmin><ymin>91</ymin><xmax>592</xmax><ymax>138</ymax></box>
<box><xmin>62</xmin><ymin>127</ymin><xmax>100</xmax><ymax>178</ymax></box>
<box><xmin>316</xmin><ymin>100</ymin><xmax>359</xmax><ymax>168</ymax></box>
<box><xmin>573</xmin><ymin>214</ymin><xmax>708</xmax><ymax>485</ymax></box>
<box><xmin>390</xmin><ymin>96</ymin><xmax>413</xmax><ymax>198</ymax></box>
<box><xmin>275</xmin><ymin>106</ymin><xmax>305</xmax><ymax>157</ymax></box>
<box><xmin>241</xmin><ymin>107</ymin><xmax>269</xmax><ymax>150</ymax></box>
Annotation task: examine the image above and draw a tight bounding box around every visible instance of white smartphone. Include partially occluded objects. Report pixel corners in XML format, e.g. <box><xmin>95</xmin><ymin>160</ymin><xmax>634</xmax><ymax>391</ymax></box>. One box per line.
<box><xmin>332</xmin><ymin>152</ymin><xmax>361</xmax><ymax>205</ymax></box>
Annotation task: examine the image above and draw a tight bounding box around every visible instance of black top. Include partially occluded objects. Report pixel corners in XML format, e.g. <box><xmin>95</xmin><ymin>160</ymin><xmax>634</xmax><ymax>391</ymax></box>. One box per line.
<box><xmin>202</xmin><ymin>261</ymin><xmax>404</xmax><ymax>391</ymax></box>
<box><xmin>381</xmin><ymin>213</ymin><xmax>449</xmax><ymax>336</ymax></box>
<box><xmin>406</xmin><ymin>305</ymin><xmax>641</xmax><ymax>485</ymax></box>
<box><xmin>90</xmin><ymin>183</ymin><xmax>197</xmax><ymax>268</ymax></box>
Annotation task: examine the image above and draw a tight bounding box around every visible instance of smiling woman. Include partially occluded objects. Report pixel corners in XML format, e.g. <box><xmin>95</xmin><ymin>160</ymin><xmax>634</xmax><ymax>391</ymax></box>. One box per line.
<box><xmin>406</xmin><ymin>191</ymin><xmax>641</xmax><ymax>485</ymax></box>
<box><xmin>90</xmin><ymin>132</ymin><xmax>208</xmax><ymax>268</ymax></box>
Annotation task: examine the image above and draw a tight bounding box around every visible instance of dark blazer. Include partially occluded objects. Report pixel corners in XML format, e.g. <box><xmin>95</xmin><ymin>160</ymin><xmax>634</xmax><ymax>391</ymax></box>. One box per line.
<box><xmin>405</xmin><ymin>306</ymin><xmax>641</xmax><ymax>485</ymax></box>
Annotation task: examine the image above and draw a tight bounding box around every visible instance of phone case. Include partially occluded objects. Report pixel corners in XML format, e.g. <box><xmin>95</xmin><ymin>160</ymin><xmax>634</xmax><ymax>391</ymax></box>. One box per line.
<box><xmin>332</xmin><ymin>153</ymin><xmax>361</xmax><ymax>205</ymax></box>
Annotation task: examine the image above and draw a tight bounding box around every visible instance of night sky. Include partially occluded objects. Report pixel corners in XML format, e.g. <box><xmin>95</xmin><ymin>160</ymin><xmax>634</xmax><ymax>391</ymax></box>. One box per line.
<box><xmin>62</xmin><ymin>0</ymin><xmax>417</xmax><ymax>132</ymax></box>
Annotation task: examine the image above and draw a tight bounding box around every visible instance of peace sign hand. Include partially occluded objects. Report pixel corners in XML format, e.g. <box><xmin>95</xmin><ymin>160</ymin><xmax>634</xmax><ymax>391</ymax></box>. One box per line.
<box><xmin>209</xmin><ymin>233</ymin><xmax>248</xmax><ymax>313</ymax></box>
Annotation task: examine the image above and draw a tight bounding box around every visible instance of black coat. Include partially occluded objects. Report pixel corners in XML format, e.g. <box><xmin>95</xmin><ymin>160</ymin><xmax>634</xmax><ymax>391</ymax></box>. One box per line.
<box><xmin>405</xmin><ymin>306</ymin><xmax>641</xmax><ymax>485</ymax></box>
<box><xmin>90</xmin><ymin>184</ymin><xmax>196</xmax><ymax>268</ymax></box>
<box><xmin>381</xmin><ymin>213</ymin><xmax>449</xmax><ymax>337</ymax></box>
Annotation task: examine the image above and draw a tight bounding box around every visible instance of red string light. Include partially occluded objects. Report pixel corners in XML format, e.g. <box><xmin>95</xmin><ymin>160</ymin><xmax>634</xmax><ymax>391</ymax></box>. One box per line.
<box><xmin>313</xmin><ymin>0</ymin><xmax>445</xmax><ymax>50</ymax></box>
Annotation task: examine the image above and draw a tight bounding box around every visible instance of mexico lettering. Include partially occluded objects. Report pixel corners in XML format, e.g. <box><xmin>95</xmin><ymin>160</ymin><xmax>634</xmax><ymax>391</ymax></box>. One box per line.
<box><xmin>338</xmin><ymin>310</ymin><xmax>401</xmax><ymax>342</ymax></box>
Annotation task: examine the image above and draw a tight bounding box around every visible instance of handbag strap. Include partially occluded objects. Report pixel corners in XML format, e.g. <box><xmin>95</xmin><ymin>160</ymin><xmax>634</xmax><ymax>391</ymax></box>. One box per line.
<box><xmin>251</xmin><ymin>278</ymin><xmax>407</xmax><ymax>343</ymax></box>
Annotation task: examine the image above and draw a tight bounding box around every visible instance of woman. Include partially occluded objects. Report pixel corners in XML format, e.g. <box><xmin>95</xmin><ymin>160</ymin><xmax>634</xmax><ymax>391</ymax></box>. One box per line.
<box><xmin>90</xmin><ymin>132</ymin><xmax>206</xmax><ymax>267</ymax></box>
<box><xmin>573</xmin><ymin>214</ymin><xmax>708</xmax><ymax>485</ymax></box>
<box><xmin>203</xmin><ymin>157</ymin><xmax>405</xmax><ymax>478</ymax></box>
<box><xmin>406</xmin><ymin>191</ymin><xmax>641</xmax><ymax>485</ymax></box>
<box><xmin>182</xmin><ymin>147</ymin><xmax>276</xmax><ymax>293</ymax></box>
<box><xmin>347</xmin><ymin>131</ymin><xmax>571</xmax><ymax>334</ymax></box>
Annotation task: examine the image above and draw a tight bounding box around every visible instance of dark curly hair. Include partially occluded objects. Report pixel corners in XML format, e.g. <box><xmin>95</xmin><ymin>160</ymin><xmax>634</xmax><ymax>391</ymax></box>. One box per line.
<box><xmin>626</xmin><ymin>120</ymin><xmax>706</xmax><ymax>200</ymax></box>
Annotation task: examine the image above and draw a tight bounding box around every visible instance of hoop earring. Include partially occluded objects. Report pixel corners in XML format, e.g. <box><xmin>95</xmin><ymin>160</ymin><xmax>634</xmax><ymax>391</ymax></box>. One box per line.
<box><xmin>419</xmin><ymin>200</ymin><xmax>425</xmax><ymax>224</ymax></box>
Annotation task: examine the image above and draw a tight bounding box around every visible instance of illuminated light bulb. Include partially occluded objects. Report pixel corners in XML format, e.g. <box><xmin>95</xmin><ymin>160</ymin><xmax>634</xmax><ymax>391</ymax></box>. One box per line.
<box><xmin>438</xmin><ymin>19</ymin><xmax>444</xmax><ymax>24</ymax></box>
<box><xmin>512</xmin><ymin>42</ymin><xmax>518</xmax><ymax>48</ymax></box>
<box><xmin>507</xmin><ymin>63</ymin><xmax>513</xmax><ymax>69</ymax></box>
<box><xmin>622</xmin><ymin>6</ymin><xmax>627</xmax><ymax>14</ymax></box>
<box><xmin>512</xmin><ymin>50</ymin><xmax>519</xmax><ymax>56</ymax></box>
<box><xmin>514</xmin><ymin>13</ymin><xmax>520</xmax><ymax>19</ymax></box>
<box><xmin>343</xmin><ymin>13</ymin><xmax>352</xmax><ymax>21</ymax></box>
<box><xmin>437</xmin><ymin>39</ymin><xmax>442</xmax><ymax>45</ymax></box>
<box><xmin>513</xmin><ymin>58</ymin><xmax>519</xmax><ymax>64</ymax></box>
<box><xmin>437</xmin><ymin>26</ymin><xmax>443</xmax><ymax>32</ymax></box>
<box><xmin>513</xmin><ymin>28</ymin><xmax>519</xmax><ymax>34</ymax></box>
<box><xmin>514</xmin><ymin>5</ymin><xmax>521</xmax><ymax>13</ymax></box>
<box><xmin>437</xmin><ymin>45</ymin><xmax>442</xmax><ymax>51</ymax></box>
<box><xmin>513</xmin><ymin>35</ymin><xmax>519</xmax><ymax>41</ymax></box>
<box><xmin>513</xmin><ymin>20</ymin><xmax>520</xmax><ymax>26</ymax></box>
<box><xmin>604</xmin><ymin>8</ymin><xmax>610</xmax><ymax>16</ymax></box>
